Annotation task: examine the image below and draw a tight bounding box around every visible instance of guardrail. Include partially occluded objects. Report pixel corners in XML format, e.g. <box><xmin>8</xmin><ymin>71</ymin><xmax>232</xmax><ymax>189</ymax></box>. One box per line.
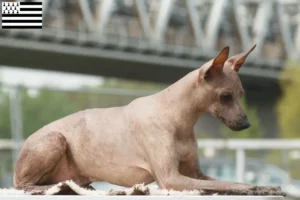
<box><xmin>197</xmin><ymin>139</ymin><xmax>300</xmax><ymax>182</ymax></box>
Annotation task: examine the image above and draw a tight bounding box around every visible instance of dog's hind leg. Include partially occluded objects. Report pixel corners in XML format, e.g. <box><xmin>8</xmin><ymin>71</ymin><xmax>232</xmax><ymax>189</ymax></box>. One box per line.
<box><xmin>13</xmin><ymin>131</ymin><xmax>73</xmax><ymax>194</ymax></box>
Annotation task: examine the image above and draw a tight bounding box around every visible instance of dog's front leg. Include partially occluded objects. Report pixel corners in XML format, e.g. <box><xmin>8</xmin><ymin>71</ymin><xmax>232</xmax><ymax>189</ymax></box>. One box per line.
<box><xmin>150</xmin><ymin>152</ymin><xmax>253</xmax><ymax>192</ymax></box>
<box><xmin>177</xmin><ymin>148</ymin><xmax>282</xmax><ymax>194</ymax></box>
<box><xmin>154</xmin><ymin>157</ymin><xmax>280</xmax><ymax>193</ymax></box>
<box><xmin>146</xmin><ymin>136</ymin><xmax>253</xmax><ymax>192</ymax></box>
<box><xmin>147</xmin><ymin>136</ymin><xmax>280</xmax><ymax>193</ymax></box>
<box><xmin>179</xmin><ymin>151</ymin><xmax>217</xmax><ymax>181</ymax></box>
<box><xmin>177</xmin><ymin>135</ymin><xmax>217</xmax><ymax>181</ymax></box>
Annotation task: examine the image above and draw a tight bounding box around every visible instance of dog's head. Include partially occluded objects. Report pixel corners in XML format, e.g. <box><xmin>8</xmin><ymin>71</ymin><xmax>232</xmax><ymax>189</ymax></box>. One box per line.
<box><xmin>197</xmin><ymin>45</ymin><xmax>256</xmax><ymax>131</ymax></box>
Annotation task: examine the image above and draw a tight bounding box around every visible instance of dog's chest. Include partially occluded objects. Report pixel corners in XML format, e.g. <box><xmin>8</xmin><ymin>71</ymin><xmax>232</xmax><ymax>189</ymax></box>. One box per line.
<box><xmin>175</xmin><ymin>137</ymin><xmax>197</xmax><ymax>161</ymax></box>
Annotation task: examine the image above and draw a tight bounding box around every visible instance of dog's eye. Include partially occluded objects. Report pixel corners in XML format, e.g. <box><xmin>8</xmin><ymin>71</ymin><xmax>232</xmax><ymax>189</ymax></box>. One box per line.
<box><xmin>220</xmin><ymin>93</ymin><xmax>232</xmax><ymax>103</ymax></box>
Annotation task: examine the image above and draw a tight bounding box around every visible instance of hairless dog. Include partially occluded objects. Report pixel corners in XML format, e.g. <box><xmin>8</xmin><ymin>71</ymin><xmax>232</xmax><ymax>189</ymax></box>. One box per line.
<box><xmin>14</xmin><ymin>45</ymin><xmax>281</xmax><ymax>194</ymax></box>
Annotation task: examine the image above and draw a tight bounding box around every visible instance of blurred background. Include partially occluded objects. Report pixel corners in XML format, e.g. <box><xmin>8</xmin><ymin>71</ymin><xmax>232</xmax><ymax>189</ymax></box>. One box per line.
<box><xmin>0</xmin><ymin>0</ymin><xmax>300</xmax><ymax>198</ymax></box>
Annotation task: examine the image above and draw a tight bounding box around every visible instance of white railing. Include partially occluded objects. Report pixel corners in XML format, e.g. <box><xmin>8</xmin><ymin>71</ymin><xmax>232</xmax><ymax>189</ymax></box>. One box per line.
<box><xmin>197</xmin><ymin>139</ymin><xmax>300</xmax><ymax>182</ymax></box>
<box><xmin>1</xmin><ymin>139</ymin><xmax>300</xmax><ymax>184</ymax></box>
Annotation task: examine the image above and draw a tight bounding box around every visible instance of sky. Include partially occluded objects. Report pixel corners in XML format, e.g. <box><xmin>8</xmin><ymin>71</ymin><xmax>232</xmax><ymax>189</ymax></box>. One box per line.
<box><xmin>0</xmin><ymin>66</ymin><xmax>102</xmax><ymax>90</ymax></box>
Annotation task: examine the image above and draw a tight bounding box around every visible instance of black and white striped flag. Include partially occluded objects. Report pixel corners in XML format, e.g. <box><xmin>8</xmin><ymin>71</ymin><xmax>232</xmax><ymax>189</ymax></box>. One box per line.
<box><xmin>1</xmin><ymin>1</ymin><xmax>42</xmax><ymax>29</ymax></box>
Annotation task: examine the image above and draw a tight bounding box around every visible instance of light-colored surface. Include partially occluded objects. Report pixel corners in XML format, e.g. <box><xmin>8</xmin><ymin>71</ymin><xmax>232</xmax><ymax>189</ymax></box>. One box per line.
<box><xmin>0</xmin><ymin>181</ymin><xmax>203</xmax><ymax>196</ymax></box>
<box><xmin>0</xmin><ymin>180</ymin><xmax>286</xmax><ymax>198</ymax></box>
<box><xmin>0</xmin><ymin>196</ymin><xmax>285</xmax><ymax>200</ymax></box>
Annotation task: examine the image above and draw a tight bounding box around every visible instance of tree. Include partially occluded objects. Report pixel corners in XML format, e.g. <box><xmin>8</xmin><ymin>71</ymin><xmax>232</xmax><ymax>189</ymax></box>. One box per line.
<box><xmin>0</xmin><ymin>86</ymin><xmax>82</xmax><ymax>139</ymax></box>
<box><xmin>277</xmin><ymin>60</ymin><xmax>300</xmax><ymax>138</ymax></box>
<box><xmin>21</xmin><ymin>88</ymin><xmax>81</xmax><ymax>139</ymax></box>
<box><xmin>0</xmin><ymin>86</ymin><xmax>11</xmax><ymax>139</ymax></box>
<box><xmin>275</xmin><ymin>61</ymin><xmax>300</xmax><ymax>179</ymax></box>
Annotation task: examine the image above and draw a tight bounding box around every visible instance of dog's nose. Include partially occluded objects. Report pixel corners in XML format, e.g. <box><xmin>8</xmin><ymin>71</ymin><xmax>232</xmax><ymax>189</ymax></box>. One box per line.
<box><xmin>236</xmin><ymin>119</ymin><xmax>251</xmax><ymax>130</ymax></box>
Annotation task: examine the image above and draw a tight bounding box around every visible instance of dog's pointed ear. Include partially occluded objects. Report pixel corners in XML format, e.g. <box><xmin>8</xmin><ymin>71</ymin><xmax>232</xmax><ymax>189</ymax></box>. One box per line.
<box><xmin>199</xmin><ymin>46</ymin><xmax>230</xmax><ymax>80</ymax></box>
<box><xmin>227</xmin><ymin>44</ymin><xmax>256</xmax><ymax>72</ymax></box>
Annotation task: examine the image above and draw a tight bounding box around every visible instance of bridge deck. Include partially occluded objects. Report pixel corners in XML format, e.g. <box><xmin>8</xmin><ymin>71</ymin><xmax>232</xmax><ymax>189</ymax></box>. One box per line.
<box><xmin>0</xmin><ymin>29</ymin><xmax>282</xmax><ymax>85</ymax></box>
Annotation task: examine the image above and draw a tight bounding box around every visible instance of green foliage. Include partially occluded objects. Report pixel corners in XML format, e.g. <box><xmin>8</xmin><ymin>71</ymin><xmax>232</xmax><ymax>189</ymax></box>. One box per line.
<box><xmin>220</xmin><ymin>97</ymin><xmax>262</xmax><ymax>139</ymax></box>
<box><xmin>0</xmin><ymin>87</ymin><xmax>84</xmax><ymax>139</ymax></box>
<box><xmin>277</xmin><ymin>60</ymin><xmax>300</xmax><ymax>138</ymax></box>
<box><xmin>0</xmin><ymin>88</ymin><xmax>11</xmax><ymax>139</ymax></box>
<box><xmin>276</xmin><ymin>61</ymin><xmax>300</xmax><ymax>178</ymax></box>
<box><xmin>21</xmin><ymin>89</ymin><xmax>80</xmax><ymax>139</ymax></box>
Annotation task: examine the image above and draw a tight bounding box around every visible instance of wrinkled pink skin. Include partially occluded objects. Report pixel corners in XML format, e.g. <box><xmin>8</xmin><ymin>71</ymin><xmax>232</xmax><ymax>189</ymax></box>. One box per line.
<box><xmin>13</xmin><ymin>45</ymin><xmax>280</xmax><ymax>194</ymax></box>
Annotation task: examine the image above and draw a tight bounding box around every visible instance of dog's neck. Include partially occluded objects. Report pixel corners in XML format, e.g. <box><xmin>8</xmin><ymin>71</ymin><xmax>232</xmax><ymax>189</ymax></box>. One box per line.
<box><xmin>155</xmin><ymin>69</ymin><xmax>208</xmax><ymax>132</ymax></box>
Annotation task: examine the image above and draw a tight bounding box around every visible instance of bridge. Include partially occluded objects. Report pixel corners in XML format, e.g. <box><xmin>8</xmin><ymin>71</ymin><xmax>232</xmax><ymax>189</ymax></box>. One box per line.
<box><xmin>0</xmin><ymin>0</ymin><xmax>299</xmax><ymax>137</ymax></box>
<box><xmin>0</xmin><ymin>0</ymin><xmax>299</xmax><ymax>84</ymax></box>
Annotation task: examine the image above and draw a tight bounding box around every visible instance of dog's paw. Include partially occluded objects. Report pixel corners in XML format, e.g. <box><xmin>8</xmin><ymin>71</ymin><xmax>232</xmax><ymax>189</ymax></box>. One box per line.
<box><xmin>249</xmin><ymin>186</ymin><xmax>285</xmax><ymax>196</ymax></box>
